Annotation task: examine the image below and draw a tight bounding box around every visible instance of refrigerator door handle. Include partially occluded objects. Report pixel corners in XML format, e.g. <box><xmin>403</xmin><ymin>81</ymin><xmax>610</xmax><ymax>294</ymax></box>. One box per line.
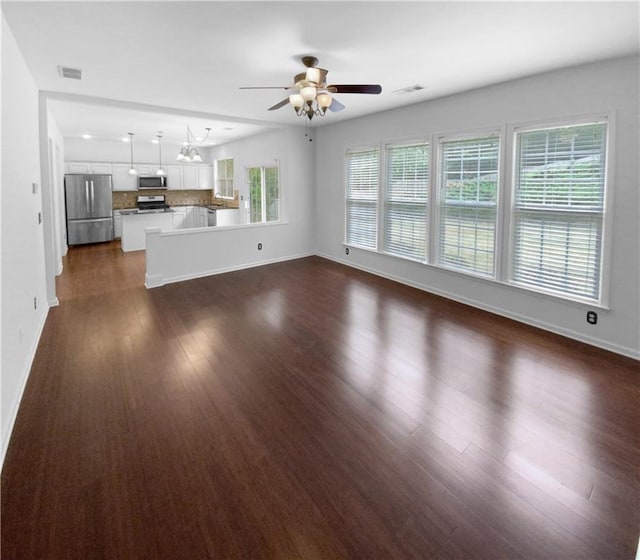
<box><xmin>90</xmin><ymin>181</ymin><xmax>95</xmax><ymax>216</ymax></box>
<box><xmin>85</xmin><ymin>181</ymin><xmax>91</xmax><ymax>215</ymax></box>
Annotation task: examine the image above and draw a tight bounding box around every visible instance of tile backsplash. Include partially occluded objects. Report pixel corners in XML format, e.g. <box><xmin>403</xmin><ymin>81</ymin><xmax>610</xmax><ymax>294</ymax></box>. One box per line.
<box><xmin>113</xmin><ymin>190</ymin><xmax>239</xmax><ymax>209</ymax></box>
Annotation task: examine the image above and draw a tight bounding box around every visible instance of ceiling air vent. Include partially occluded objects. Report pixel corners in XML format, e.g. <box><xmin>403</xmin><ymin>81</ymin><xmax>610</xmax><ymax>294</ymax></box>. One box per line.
<box><xmin>393</xmin><ymin>84</ymin><xmax>425</xmax><ymax>95</ymax></box>
<box><xmin>58</xmin><ymin>66</ymin><xmax>82</xmax><ymax>80</ymax></box>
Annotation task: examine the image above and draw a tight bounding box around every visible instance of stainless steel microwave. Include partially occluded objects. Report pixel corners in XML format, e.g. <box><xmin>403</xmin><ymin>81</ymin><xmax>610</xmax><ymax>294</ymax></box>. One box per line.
<box><xmin>138</xmin><ymin>176</ymin><xmax>167</xmax><ymax>189</ymax></box>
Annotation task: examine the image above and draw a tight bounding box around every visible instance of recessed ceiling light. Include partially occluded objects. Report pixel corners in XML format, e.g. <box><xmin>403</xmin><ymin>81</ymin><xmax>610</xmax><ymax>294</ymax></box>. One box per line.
<box><xmin>151</xmin><ymin>139</ymin><xmax>159</xmax><ymax>144</ymax></box>
<box><xmin>82</xmin><ymin>134</ymin><xmax>91</xmax><ymax>139</ymax></box>
<box><xmin>122</xmin><ymin>137</ymin><xmax>130</xmax><ymax>143</ymax></box>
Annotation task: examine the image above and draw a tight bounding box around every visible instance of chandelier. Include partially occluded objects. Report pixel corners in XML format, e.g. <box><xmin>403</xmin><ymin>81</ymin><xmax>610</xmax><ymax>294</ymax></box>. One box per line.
<box><xmin>176</xmin><ymin>126</ymin><xmax>211</xmax><ymax>163</ymax></box>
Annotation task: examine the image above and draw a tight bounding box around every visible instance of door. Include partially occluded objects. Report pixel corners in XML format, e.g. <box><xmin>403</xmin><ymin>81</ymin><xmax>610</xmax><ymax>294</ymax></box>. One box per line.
<box><xmin>67</xmin><ymin>217</ymin><xmax>113</xmax><ymax>245</ymax></box>
<box><xmin>65</xmin><ymin>175</ymin><xmax>92</xmax><ymax>220</ymax></box>
<box><xmin>88</xmin><ymin>175</ymin><xmax>113</xmax><ymax>218</ymax></box>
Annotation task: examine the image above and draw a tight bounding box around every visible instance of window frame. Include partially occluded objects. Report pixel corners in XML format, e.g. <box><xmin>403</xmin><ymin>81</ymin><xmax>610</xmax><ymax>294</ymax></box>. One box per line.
<box><xmin>344</xmin><ymin>145</ymin><xmax>381</xmax><ymax>251</ymax></box>
<box><xmin>434</xmin><ymin>130</ymin><xmax>502</xmax><ymax>279</ymax></box>
<box><xmin>381</xmin><ymin>139</ymin><xmax>430</xmax><ymax>262</ymax></box>
<box><xmin>247</xmin><ymin>164</ymin><xmax>280</xmax><ymax>224</ymax></box>
<box><xmin>215</xmin><ymin>158</ymin><xmax>234</xmax><ymax>199</ymax></box>
<box><xmin>507</xmin><ymin>116</ymin><xmax>612</xmax><ymax>305</ymax></box>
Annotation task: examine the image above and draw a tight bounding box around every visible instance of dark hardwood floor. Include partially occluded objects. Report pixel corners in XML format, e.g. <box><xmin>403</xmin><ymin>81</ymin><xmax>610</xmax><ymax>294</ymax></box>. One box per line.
<box><xmin>2</xmin><ymin>241</ymin><xmax>639</xmax><ymax>559</ymax></box>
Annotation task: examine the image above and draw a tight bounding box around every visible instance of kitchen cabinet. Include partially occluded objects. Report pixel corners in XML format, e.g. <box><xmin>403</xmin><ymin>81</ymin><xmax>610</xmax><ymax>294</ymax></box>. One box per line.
<box><xmin>113</xmin><ymin>210</ymin><xmax>123</xmax><ymax>238</ymax></box>
<box><xmin>65</xmin><ymin>160</ymin><xmax>213</xmax><ymax>191</ymax></box>
<box><xmin>121</xmin><ymin>211</ymin><xmax>173</xmax><ymax>252</ymax></box>
<box><xmin>66</xmin><ymin>161</ymin><xmax>113</xmax><ymax>174</ymax></box>
<box><xmin>172</xmin><ymin>207</ymin><xmax>187</xmax><ymax>229</ymax></box>
<box><xmin>181</xmin><ymin>165</ymin><xmax>213</xmax><ymax>190</ymax></box>
<box><xmin>215</xmin><ymin>208</ymin><xmax>241</xmax><ymax>227</ymax></box>
<box><xmin>112</xmin><ymin>164</ymin><xmax>137</xmax><ymax>191</ymax></box>
<box><xmin>166</xmin><ymin>165</ymin><xmax>183</xmax><ymax>190</ymax></box>
<box><xmin>136</xmin><ymin>164</ymin><xmax>155</xmax><ymax>176</ymax></box>
<box><xmin>182</xmin><ymin>206</ymin><xmax>194</xmax><ymax>228</ymax></box>
<box><xmin>196</xmin><ymin>207</ymin><xmax>208</xmax><ymax>227</ymax></box>
<box><xmin>197</xmin><ymin>166</ymin><xmax>212</xmax><ymax>189</ymax></box>
<box><xmin>182</xmin><ymin>167</ymin><xmax>198</xmax><ymax>189</ymax></box>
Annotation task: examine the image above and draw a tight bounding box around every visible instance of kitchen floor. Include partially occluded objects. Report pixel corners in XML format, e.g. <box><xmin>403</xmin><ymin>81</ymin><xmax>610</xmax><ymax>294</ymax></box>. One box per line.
<box><xmin>2</xmin><ymin>242</ymin><xmax>639</xmax><ymax>559</ymax></box>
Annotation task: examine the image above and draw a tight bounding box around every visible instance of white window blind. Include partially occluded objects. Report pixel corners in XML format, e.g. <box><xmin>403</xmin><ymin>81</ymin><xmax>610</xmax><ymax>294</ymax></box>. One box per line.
<box><xmin>346</xmin><ymin>148</ymin><xmax>379</xmax><ymax>249</ymax></box>
<box><xmin>438</xmin><ymin>135</ymin><xmax>499</xmax><ymax>276</ymax></box>
<box><xmin>512</xmin><ymin>122</ymin><xmax>606</xmax><ymax>301</ymax></box>
<box><xmin>383</xmin><ymin>142</ymin><xmax>429</xmax><ymax>260</ymax></box>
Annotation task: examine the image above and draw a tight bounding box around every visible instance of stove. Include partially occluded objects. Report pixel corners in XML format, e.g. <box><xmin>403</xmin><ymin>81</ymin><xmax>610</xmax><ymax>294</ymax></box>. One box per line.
<box><xmin>137</xmin><ymin>194</ymin><xmax>170</xmax><ymax>213</ymax></box>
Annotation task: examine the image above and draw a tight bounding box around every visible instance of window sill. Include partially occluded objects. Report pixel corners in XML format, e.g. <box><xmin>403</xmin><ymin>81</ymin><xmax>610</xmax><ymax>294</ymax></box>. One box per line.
<box><xmin>343</xmin><ymin>243</ymin><xmax>609</xmax><ymax>311</ymax></box>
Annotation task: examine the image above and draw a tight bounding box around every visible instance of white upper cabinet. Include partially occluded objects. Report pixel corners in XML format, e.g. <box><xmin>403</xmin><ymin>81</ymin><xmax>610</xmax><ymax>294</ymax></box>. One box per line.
<box><xmin>64</xmin><ymin>161</ymin><xmax>214</xmax><ymax>191</ymax></box>
<box><xmin>197</xmin><ymin>165</ymin><xmax>212</xmax><ymax>189</ymax></box>
<box><xmin>180</xmin><ymin>165</ymin><xmax>213</xmax><ymax>190</ymax></box>
<box><xmin>136</xmin><ymin>164</ymin><xmax>155</xmax><ymax>176</ymax></box>
<box><xmin>112</xmin><ymin>164</ymin><xmax>137</xmax><ymax>191</ymax></box>
<box><xmin>66</xmin><ymin>161</ymin><xmax>112</xmax><ymax>174</ymax></box>
<box><xmin>181</xmin><ymin>166</ymin><xmax>198</xmax><ymax>189</ymax></box>
<box><xmin>166</xmin><ymin>165</ymin><xmax>183</xmax><ymax>189</ymax></box>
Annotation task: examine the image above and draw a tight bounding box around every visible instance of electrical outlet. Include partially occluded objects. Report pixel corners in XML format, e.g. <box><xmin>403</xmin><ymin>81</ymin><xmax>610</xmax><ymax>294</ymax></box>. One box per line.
<box><xmin>32</xmin><ymin>182</ymin><xmax>38</xmax><ymax>194</ymax></box>
<box><xmin>34</xmin><ymin>296</ymin><xmax>37</xmax><ymax>310</ymax></box>
<box><xmin>38</xmin><ymin>212</ymin><xmax>42</xmax><ymax>225</ymax></box>
<box><xmin>258</xmin><ymin>243</ymin><xmax>262</xmax><ymax>250</ymax></box>
<box><xmin>586</xmin><ymin>311</ymin><xmax>597</xmax><ymax>325</ymax></box>
<box><xmin>345</xmin><ymin>247</ymin><xmax>350</xmax><ymax>255</ymax></box>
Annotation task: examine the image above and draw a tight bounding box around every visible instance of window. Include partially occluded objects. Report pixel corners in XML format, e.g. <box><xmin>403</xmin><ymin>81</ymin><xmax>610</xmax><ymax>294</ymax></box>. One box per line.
<box><xmin>511</xmin><ymin>122</ymin><xmax>607</xmax><ymax>301</ymax></box>
<box><xmin>345</xmin><ymin>148</ymin><xmax>379</xmax><ymax>250</ymax></box>
<box><xmin>343</xmin><ymin>116</ymin><xmax>610</xmax><ymax>306</ymax></box>
<box><xmin>215</xmin><ymin>158</ymin><xmax>234</xmax><ymax>198</ymax></box>
<box><xmin>438</xmin><ymin>135</ymin><xmax>499</xmax><ymax>276</ymax></box>
<box><xmin>383</xmin><ymin>142</ymin><xmax>429</xmax><ymax>261</ymax></box>
<box><xmin>249</xmin><ymin>165</ymin><xmax>279</xmax><ymax>223</ymax></box>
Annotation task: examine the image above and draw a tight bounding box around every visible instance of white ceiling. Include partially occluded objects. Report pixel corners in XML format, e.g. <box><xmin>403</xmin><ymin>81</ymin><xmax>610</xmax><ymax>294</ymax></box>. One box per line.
<box><xmin>3</xmin><ymin>1</ymin><xmax>639</xmax><ymax>147</ymax></box>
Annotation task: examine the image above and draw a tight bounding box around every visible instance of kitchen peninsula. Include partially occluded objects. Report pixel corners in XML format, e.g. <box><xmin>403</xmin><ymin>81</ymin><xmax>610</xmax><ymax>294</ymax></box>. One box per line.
<box><xmin>120</xmin><ymin>209</ymin><xmax>174</xmax><ymax>252</ymax></box>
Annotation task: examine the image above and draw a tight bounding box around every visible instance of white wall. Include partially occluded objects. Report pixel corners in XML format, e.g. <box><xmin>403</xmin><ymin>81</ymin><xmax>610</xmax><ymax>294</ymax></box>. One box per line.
<box><xmin>314</xmin><ymin>56</ymin><xmax>640</xmax><ymax>358</ymax></box>
<box><xmin>47</xmin><ymin>112</ymin><xmax>67</xmax><ymax>266</ymax></box>
<box><xmin>146</xmin><ymin>127</ymin><xmax>315</xmax><ymax>286</ymax></box>
<box><xmin>1</xmin><ymin>14</ymin><xmax>49</xmax><ymax>463</ymax></box>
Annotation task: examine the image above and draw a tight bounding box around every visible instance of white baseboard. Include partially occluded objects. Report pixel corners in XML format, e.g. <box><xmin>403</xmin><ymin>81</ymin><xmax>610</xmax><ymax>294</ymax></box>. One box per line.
<box><xmin>1</xmin><ymin>306</ymin><xmax>49</xmax><ymax>468</ymax></box>
<box><xmin>316</xmin><ymin>252</ymin><xmax>640</xmax><ymax>361</ymax></box>
<box><xmin>146</xmin><ymin>252</ymin><xmax>315</xmax><ymax>288</ymax></box>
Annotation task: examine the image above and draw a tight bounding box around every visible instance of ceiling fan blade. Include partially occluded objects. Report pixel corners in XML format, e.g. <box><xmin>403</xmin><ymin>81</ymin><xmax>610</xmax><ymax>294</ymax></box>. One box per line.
<box><xmin>329</xmin><ymin>98</ymin><xmax>345</xmax><ymax>112</ymax></box>
<box><xmin>327</xmin><ymin>84</ymin><xmax>382</xmax><ymax>95</ymax></box>
<box><xmin>268</xmin><ymin>98</ymin><xmax>290</xmax><ymax>111</ymax></box>
<box><xmin>239</xmin><ymin>86</ymin><xmax>292</xmax><ymax>90</ymax></box>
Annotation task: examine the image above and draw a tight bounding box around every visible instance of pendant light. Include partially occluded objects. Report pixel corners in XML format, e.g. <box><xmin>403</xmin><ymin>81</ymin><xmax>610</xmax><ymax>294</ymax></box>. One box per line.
<box><xmin>155</xmin><ymin>132</ymin><xmax>165</xmax><ymax>176</ymax></box>
<box><xmin>127</xmin><ymin>132</ymin><xmax>137</xmax><ymax>175</ymax></box>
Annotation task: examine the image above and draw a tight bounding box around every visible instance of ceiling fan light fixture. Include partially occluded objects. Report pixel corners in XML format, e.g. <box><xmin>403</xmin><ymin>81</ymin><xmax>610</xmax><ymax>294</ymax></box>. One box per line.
<box><xmin>289</xmin><ymin>93</ymin><xmax>304</xmax><ymax>110</ymax></box>
<box><xmin>317</xmin><ymin>92</ymin><xmax>332</xmax><ymax>112</ymax></box>
<box><xmin>306</xmin><ymin>67</ymin><xmax>321</xmax><ymax>85</ymax></box>
<box><xmin>301</xmin><ymin>86</ymin><xmax>316</xmax><ymax>103</ymax></box>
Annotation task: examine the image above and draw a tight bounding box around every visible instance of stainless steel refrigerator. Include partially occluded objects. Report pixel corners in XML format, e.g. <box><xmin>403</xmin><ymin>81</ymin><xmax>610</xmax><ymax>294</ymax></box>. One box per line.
<box><xmin>65</xmin><ymin>174</ymin><xmax>114</xmax><ymax>245</ymax></box>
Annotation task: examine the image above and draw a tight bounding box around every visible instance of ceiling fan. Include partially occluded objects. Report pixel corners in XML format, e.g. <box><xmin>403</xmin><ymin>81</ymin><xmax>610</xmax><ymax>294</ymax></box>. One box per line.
<box><xmin>240</xmin><ymin>56</ymin><xmax>382</xmax><ymax>120</ymax></box>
